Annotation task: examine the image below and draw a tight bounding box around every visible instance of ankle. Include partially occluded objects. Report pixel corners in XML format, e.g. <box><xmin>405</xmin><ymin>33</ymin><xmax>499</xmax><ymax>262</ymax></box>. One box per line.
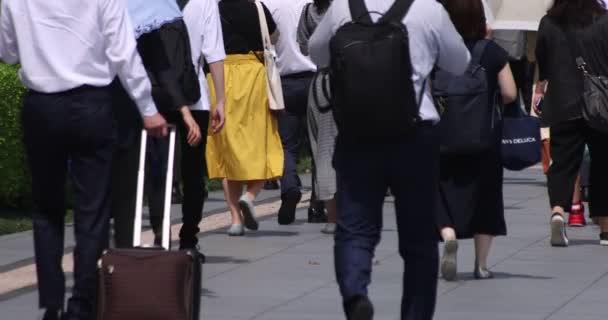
<box><xmin>475</xmin><ymin>260</ymin><xmax>488</xmax><ymax>269</ymax></box>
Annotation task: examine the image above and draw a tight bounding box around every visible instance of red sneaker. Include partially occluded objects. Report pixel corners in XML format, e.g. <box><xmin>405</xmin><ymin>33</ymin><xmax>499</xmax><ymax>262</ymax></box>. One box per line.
<box><xmin>568</xmin><ymin>203</ymin><xmax>587</xmax><ymax>227</ymax></box>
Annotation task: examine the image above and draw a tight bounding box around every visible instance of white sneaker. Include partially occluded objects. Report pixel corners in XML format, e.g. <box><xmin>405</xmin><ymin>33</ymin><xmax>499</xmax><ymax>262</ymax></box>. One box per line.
<box><xmin>238</xmin><ymin>195</ymin><xmax>259</xmax><ymax>231</ymax></box>
<box><xmin>321</xmin><ymin>223</ymin><xmax>336</xmax><ymax>234</ymax></box>
<box><xmin>550</xmin><ymin>214</ymin><xmax>569</xmax><ymax>247</ymax></box>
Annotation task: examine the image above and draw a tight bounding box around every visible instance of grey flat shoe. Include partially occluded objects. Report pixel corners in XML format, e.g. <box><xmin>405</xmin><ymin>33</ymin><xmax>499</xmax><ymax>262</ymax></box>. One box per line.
<box><xmin>227</xmin><ymin>224</ymin><xmax>245</xmax><ymax>237</ymax></box>
<box><xmin>238</xmin><ymin>195</ymin><xmax>259</xmax><ymax>231</ymax></box>
<box><xmin>321</xmin><ymin>223</ymin><xmax>336</xmax><ymax>234</ymax></box>
<box><xmin>440</xmin><ymin>240</ymin><xmax>458</xmax><ymax>281</ymax></box>
<box><xmin>474</xmin><ymin>265</ymin><xmax>494</xmax><ymax>280</ymax></box>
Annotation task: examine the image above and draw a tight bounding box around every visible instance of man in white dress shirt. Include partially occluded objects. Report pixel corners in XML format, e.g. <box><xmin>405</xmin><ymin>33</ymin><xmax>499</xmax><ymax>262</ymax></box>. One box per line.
<box><xmin>309</xmin><ymin>0</ymin><xmax>470</xmax><ymax>319</ymax></box>
<box><xmin>263</xmin><ymin>0</ymin><xmax>320</xmax><ymax>225</ymax></box>
<box><xmin>0</xmin><ymin>1</ymin><xmax>167</xmax><ymax>319</ymax></box>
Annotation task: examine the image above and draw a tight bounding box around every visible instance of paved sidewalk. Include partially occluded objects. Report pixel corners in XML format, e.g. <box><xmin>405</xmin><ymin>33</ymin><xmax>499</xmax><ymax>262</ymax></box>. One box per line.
<box><xmin>2</xmin><ymin>169</ymin><xmax>608</xmax><ymax>319</ymax></box>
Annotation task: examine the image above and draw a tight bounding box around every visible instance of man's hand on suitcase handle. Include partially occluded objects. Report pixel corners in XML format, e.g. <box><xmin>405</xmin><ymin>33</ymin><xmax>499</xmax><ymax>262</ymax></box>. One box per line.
<box><xmin>143</xmin><ymin>113</ymin><xmax>169</xmax><ymax>137</ymax></box>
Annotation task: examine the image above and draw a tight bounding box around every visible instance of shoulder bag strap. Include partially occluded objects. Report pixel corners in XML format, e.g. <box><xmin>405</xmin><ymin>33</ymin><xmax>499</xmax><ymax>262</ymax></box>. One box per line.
<box><xmin>254</xmin><ymin>0</ymin><xmax>272</xmax><ymax>53</ymax></box>
<box><xmin>349</xmin><ymin>0</ymin><xmax>373</xmax><ymax>24</ymax></box>
<box><xmin>564</xmin><ymin>29</ymin><xmax>590</xmax><ymax>73</ymax></box>
<box><xmin>177</xmin><ymin>0</ymin><xmax>190</xmax><ymax>11</ymax></box>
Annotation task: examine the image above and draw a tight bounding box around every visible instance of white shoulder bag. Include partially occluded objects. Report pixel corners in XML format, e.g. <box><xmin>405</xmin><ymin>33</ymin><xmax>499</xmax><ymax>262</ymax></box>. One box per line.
<box><xmin>254</xmin><ymin>0</ymin><xmax>285</xmax><ymax>111</ymax></box>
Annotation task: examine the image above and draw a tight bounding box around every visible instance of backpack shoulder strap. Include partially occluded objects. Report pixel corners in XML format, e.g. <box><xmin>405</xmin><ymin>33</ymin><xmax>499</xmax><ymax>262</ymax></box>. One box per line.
<box><xmin>470</xmin><ymin>39</ymin><xmax>490</xmax><ymax>66</ymax></box>
<box><xmin>177</xmin><ymin>0</ymin><xmax>190</xmax><ymax>11</ymax></box>
<box><xmin>349</xmin><ymin>0</ymin><xmax>373</xmax><ymax>24</ymax></box>
<box><xmin>379</xmin><ymin>0</ymin><xmax>415</xmax><ymax>24</ymax></box>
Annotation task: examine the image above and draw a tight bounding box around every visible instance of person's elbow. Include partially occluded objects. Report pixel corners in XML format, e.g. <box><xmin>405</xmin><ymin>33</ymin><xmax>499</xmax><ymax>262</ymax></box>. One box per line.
<box><xmin>501</xmin><ymin>89</ymin><xmax>518</xmax><ymax>105</ymax></box>
<box><xmin>452</xmin><ymin>51</ymin><xmax>472</xmax><ymax>76</ymax></box>
<box><xmin>498</xmin><ymin>64</ymin><xmax>518</xmax><ymax>105</ymax></box>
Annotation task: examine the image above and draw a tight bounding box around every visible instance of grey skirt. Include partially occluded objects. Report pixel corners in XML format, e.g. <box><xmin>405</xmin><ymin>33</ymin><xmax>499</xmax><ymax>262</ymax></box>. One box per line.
<box><xmin>307</xmin><ymin>71</ymin><xmax>337</xmax><ymax>201</ymax></box>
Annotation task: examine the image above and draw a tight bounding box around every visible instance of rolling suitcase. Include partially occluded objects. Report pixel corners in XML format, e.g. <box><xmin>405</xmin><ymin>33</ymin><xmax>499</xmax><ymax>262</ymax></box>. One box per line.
<box><xmin>97</xmin><ymin>127</ymin><xmax>202</xmax><ymax>320</ymax></box>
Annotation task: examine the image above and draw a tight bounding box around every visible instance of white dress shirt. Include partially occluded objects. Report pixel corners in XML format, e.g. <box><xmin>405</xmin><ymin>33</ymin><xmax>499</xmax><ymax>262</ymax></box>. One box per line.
<box><xmin>0</xmin><ymin>0</ymin><xmax>158</xmax><ymax>116</ymax></box>
<box><xmin>262</xmin><ymin>0</ymin><xmax>317</xmax><ymax>76</ymax></box>
<box><xmin>183</xmin><ymin>0</ymin><xmax>227</xmax><ymax>111</ymax></box>
<box><xmin>309</xmin><ymin>0</ymin><xmax>471</xmax><ymax>122</ymax></box>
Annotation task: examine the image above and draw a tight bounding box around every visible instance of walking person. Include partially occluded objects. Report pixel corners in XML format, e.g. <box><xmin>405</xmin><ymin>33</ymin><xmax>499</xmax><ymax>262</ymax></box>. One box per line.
<box><xmin>206</xmin><ymin>0</ymin><xmax>284</xmax><ymax>236</ymax></box>
<box><xmin>263</xmin><ymin>0</ymin><xmax>318</xmax><ymax>226</ymax></box>
<box><xmin>0</xmin><ymin>1</ymin><xmax>167</xmax><ymax>319</ymax></box>
<box><xmin>309</xmin><ymin>0</ymin><xmax>470</xmax><ymax>318</ymax></box>
<box><xmin>181</xmin><ymin>0</ymin><xmax>227</xmax><ymax>256</ymax></box>
<box><xmin>297</xmin><ymin>0</ymin><xmax>337</xmax><ymax>234</ymax></box>
<box><xmin>535</xmin><ymin>0</ymin><xmax>608</xmax><ymax>246</ymax></box>
<box><xmin>435</xmin><ymin>0</ymin><xmax>518</xmax><ymax>282</ymax></box>
<box><xmin>111</xmin><ymin>0</ymin><xmax>205</xmax><ymax>252</ymax></box>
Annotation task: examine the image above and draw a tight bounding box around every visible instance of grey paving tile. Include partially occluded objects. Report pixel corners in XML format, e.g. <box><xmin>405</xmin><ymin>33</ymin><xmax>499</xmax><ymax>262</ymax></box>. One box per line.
<box><xmin>2</xmin><ymin>169</ymin><xmax>608</xmax><ymax>320</ymax></box>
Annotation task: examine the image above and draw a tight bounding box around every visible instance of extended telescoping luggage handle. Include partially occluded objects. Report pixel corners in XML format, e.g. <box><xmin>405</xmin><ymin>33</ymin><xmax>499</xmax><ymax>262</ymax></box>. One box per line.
<box><xmin>133</xmin><ymin>126</ymin><xmax>177</xmax><ymax>250</ymax></box>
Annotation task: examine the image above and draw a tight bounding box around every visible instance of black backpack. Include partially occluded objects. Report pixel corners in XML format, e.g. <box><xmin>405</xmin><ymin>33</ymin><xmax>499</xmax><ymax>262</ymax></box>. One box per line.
<box><xmin>432</xmin><ymin>40</ymin><xmax>499</xmax><ymax>155</ymax></box>
<box><xmin>329</xmin><ymin>0</ymin><xmax>419</xmax><ymax>140</ymax></box>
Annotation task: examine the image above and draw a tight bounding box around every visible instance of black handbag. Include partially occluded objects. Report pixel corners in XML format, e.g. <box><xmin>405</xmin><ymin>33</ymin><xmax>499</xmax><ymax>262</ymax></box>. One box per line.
<box><xmin>577</xmin><ymin>58</ymin><xmax>608</xmax><ymax>133</ymax></box>
<box><xmin>566</xmin><ymin>30</ymin><xmax>608</xmax><ymax>133</ymax></box>
<box><xmin>501</xmin><ymin>106</ymin><xmax>541</xmax><ymax>171</ymax></box>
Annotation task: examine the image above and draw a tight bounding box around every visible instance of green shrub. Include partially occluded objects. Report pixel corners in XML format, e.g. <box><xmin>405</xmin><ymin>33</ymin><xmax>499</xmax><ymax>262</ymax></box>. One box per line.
<box><xmin>0</xmin><ymin>64</ymin><xmax>29</xmax><ymax>208</ymax></box>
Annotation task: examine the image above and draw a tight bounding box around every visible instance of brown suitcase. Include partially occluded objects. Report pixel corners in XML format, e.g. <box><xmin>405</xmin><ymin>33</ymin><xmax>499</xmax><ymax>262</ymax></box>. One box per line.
<box><xmin>97</xmin><ymin>128</ymin><xmax>202</xmax><ymax>320</ymax></box>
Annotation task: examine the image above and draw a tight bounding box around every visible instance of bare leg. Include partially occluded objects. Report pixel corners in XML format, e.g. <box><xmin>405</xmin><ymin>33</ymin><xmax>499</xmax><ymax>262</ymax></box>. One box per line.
<box><xmin>224</xmin><ymin>179</ymin><xmax>244</xmax><ymax>225</ymax></box>
<box><xmin>474</xmin><ymin>234</ymin><xmax>493</xmax><ymax>269</ymax></box>
<box><xmin>600</xmin><ymin>217</ymin><xmax>608</xmax><ymax>233</ymax></box>
<box><xmin>572</xmin><ymin>174</ymin><xmax>582</xmax><ymax>205</ymax></box>
<box><xmin>552</xmin><ymin>206</ymin><xmax>566</xmax><ymax>217</ymax></box>
<box><xmin>440</xmin><ymin>227</ymin><xmax>457</xmax><ymax>242</ymax></box>
<box><xmin>244</xmin><ymin>180</ymin><xmax>264</xmax><ymax>201</ymax></box>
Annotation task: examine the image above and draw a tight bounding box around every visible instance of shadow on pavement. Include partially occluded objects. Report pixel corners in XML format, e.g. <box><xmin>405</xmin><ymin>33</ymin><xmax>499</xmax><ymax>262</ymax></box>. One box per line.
<box><xmin>448</xmin><ymin>272</ymin><xmax>554</xmax><ymax>281</ymax></box>
<box><xmin>204</xmin><ymin>256</ymin><xmax>250</xmax><ymax>264</ymax></box>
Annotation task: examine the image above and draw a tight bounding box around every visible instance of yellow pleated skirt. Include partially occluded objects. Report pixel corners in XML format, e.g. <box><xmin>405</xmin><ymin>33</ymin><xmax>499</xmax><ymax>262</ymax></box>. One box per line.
<box><xmin>206</xmin><ymin>54</ymin><xmax>284</xmax><ymax>181</ymax></box>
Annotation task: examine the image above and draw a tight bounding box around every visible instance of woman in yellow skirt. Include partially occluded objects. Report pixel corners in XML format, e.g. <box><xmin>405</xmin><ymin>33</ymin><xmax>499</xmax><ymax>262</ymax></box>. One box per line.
<box><xmin>207</xmin><ymin>0</ymin><xmax>284</xmax><ymax>236</ymax></box>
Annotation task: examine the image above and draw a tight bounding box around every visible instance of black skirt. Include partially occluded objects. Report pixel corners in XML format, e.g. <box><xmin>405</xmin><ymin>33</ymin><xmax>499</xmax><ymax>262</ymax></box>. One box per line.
<box><xmin>435</xmin><ymin>132</ymin><xmax>506</xmax><ymax>239</ymax></box>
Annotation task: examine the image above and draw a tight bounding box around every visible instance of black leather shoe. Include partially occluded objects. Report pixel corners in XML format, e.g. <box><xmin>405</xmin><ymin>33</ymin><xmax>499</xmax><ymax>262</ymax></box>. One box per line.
<box><xmin>308</xmin><ymin>202</ymin><xmax>328</xmax><ymax>223</ymax></box>
<box><xmin>344</xmin><ymin>295</ymin><xmax>373</xmax><ymax>320</ymax></box>
<box><xmin>180</xmin><ymin>245</ymin><xmax>206</xmax><ymax>264</ymax></box>
<box><xmin>278</xmin><ymin>191</ymin><xmax>302</xmax><ymax>225</ymax></box>
<box><xmin>42</xmin><ymin>309</ymin><xmax>62</xmax><ymax>320</ymax></box>
<box><xmin>264</xmin><ymin>180</ymin><xmax>280</xmax><ymax>190</ymax></box>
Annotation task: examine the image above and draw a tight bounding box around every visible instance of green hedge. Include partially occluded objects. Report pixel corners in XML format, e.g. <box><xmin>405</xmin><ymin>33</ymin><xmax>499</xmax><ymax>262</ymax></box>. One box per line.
<box><xmin>0</xmin><ymin>64</ymin><xmax>29</xmax><ymax>208</ymax></box>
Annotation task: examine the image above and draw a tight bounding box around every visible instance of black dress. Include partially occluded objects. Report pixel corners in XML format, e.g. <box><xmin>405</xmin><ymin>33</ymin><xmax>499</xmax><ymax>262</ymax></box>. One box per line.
<box><xmin>435</xmin><ymin>40</ymin><xmax>509</xmax><ymax>239</ymax></box>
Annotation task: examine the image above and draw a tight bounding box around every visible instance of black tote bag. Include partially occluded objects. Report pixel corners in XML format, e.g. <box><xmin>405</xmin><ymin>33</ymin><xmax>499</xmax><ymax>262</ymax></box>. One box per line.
<box><xmin>501</xmin><ymin>106</ymin><xmax>541</xmax><ymax>171</ymax></box>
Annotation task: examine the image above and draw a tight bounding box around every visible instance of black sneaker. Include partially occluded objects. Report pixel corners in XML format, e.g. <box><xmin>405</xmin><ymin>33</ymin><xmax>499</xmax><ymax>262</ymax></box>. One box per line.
<box><xmin>181</xmin><ymin>245</ymin><xmax>206</xmax><ymax>264</ymax></box>
<box><xmin>41</xmin><ymin>309</ymin><xmax>62</xmax><ymax>320</ymax></box>
<box><xmin>264</xmin><ymin>180</ymin><xmax>280</xmax><ymax>190</ymax></box>
<box><xmin>600</xmin><ymin>233</ymin><xmax>608</xmax><ymax>246</ymax></box>
<box><xmin>278</xmin><ymin>191</ymin><xmax>302</xmax><ymax>225</ymax></box>
<box><xmin>308</xmin><ymin>202</ymin><xmax>328</xmax><ymax>223</ymax></box>
<box><xmin>344</xmin><ymin>295</ymin><xmax>373</xmax><ymax>320</ymax></box>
